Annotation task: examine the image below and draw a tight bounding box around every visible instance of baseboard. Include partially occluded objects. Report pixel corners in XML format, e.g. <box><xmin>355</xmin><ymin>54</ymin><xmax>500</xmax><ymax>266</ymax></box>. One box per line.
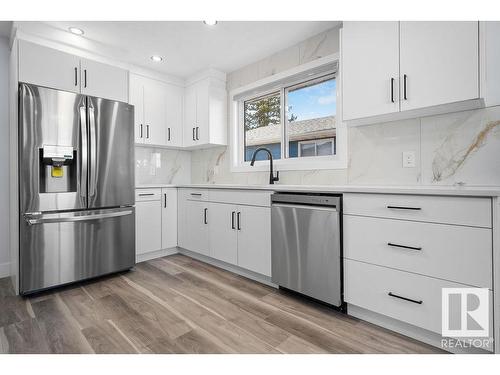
<box><xmin>178</xmin><ymin>248</ymin><xmax>277</xmax><ymax>288</ymax></box>
<box><xmin>0</xmin><ymin>262</ymin><xmax>10</xmax><ymax>278</ymax></box>
<box><xmin>136</xmin><ymin>248</ymin><xmax>179</xmax><ymax>263</ymax></box>
<box><xmin>348</xmin><ymin>304</ymin><xmax>492</xmax><ymax>354</ymax></box>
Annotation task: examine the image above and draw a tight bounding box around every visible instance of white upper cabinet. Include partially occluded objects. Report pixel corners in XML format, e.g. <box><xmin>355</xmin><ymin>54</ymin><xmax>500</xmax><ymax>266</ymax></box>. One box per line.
<box><xmin>19</xmin><ymin>40</ymin><xmax>81</xmax><ymax>94</ymax></box>
<box><xmin>165</xmin><ymin>84</ymin><xmax>184</xmax><ymax>147</ymax></box>
<box><xmin>399</xmin><ymin>21</ymin><xmax>479</xmax><ymax>111</ymax></box>
<box><xmin>183</xmin><ymin>73</ymin><xmax>227</xmax><ymax>149</ymax></box>
<box><xmin>342</xmin><ymin>21</ymin><xmax>480</xmax><ymax>123</ymax></box>
<box><xmin>342</xmin><ymin>22</ymin><xmax>400</xmax><ymax>120</ymax></box>
<box><xmin>80</xmin><ymin>58</ymin><xmax>128</xmax><ymax>103</ymax></box>
<box><xmin>18</xmin><ymin>40</ymin><xmax>128</xmax><ymax>101</ymax></box>
<box><xmin>130</xmin><ymin>73</ymin><xmax>184</xmax><ymax>147</ymax></box>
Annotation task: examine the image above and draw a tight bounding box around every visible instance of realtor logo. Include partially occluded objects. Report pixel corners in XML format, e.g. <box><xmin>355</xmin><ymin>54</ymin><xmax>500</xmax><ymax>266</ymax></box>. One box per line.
<box><xmin>442</xmin><ymin>288</ymin><xmax>489</xmax><ymax>338</ymax></box>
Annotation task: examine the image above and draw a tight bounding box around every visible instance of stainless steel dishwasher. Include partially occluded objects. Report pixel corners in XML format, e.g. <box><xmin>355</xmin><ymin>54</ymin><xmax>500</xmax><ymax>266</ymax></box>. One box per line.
<box><xmin>271</xmin><ymin>192</ymin><xmax>342</xmax><ymax>307</ymax></box>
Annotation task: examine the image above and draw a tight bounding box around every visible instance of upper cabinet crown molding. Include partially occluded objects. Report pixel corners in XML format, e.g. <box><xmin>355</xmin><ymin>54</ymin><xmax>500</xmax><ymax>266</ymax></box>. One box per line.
<box><xmin>341</xmin><ymin>21</ymin><xmax>485</xmax><ymax>126</ymax></box>
<box><xmin>17</xmin><ymin>39</ymin><xmax>128</xmax><ymax>102</ymax></box>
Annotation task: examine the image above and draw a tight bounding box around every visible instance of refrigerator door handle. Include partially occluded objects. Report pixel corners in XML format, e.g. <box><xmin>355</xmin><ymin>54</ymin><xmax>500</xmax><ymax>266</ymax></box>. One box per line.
<box><xmin>79</xmin><ymin>106</ymin><xmax>88</xmax><ymax>204</ymax></box>
<box><xmin>24</xmin><ymin>209</ymin><xmax>133</xmax><ymax>225</ymax></box>
<box><xmin>88</xmin><ymin>105</ymin><xmax>97</xmax><ymax>198</ymax></box>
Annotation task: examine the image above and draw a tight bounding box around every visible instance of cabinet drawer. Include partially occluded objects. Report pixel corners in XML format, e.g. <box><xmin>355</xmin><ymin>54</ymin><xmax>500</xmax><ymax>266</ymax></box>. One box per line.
<box><xmin>135</xmin><ymin>189</ymin><xmax>162</xmax><ymax>202</ymax></box>
<box><xmin>179</xmin><ymin>188</ymin><xmax>209</xmax><ymax>201</ymax></box>
<box><xmin>208</xmin><ymin>189</ymin><xmax>271</xmax><ymax>207</ymax></box>
<box><xmin>344</xmin><ymin>259</ymin><xmax>493</xmax><ymax>336</ymax></box>
<box><xmin>344</xmin><ymin>215</ymin><xmax>492</xmax><ymax>288</ymax></box>
<box><xmin>343</xmin><ymin>193</ymin><xmax>491</xmax><ymax>228</ymax></box>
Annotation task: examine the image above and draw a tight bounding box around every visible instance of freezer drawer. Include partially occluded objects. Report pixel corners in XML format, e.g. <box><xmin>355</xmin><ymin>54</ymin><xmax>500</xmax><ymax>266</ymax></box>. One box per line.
<box><xmin>271</xmin><ymin>201</ymin><xmax>341</xmax><ymax>306</ymax></box>
<box><xmin>20</xmin><ymin>207</ymin><xmax>135</xmax><ymax>294</ymax></box>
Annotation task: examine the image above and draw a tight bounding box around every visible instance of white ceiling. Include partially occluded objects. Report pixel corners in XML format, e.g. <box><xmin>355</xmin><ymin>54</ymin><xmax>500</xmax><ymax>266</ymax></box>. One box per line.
<box><xmin>15</xmin><ymin>21</ymin><xmax>339</xmax><ymax>78</ymax></box>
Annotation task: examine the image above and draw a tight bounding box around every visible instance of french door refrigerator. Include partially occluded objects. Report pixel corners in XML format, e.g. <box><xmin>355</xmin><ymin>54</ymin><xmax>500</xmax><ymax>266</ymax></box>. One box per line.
<box><xmin>18</xmin><ymin>83</ymin><xmax>135</xmax><ymax>295</ymax></box>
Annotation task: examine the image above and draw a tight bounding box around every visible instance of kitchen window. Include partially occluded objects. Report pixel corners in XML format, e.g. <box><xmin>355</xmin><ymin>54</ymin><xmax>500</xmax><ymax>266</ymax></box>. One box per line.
<box><xmin>231</xmin><ymin>57</ymin><xmax>346</xmax><ymax>172</ymax></box>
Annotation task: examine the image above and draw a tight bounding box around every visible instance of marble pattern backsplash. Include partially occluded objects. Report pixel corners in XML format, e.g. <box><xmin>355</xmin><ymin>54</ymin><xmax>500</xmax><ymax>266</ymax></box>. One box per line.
<box><xmin>190</xmin><ymin>105</ymin><xmax>500</xmax><ymax>187</ymax></box>
<box><xmin>136</xmin><ymin>146</ymin><xmax>191</xmax><ymax>185</ymax></box>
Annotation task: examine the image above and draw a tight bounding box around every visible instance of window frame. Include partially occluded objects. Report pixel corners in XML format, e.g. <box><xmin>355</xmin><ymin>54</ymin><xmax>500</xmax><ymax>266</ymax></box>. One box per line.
<box><xmin>230</xmin><ymin>54</ymin><xmax>347</xmax><ymax>173</ymax></box>
<box><xmin>297</xmin><ymin>137</ymin><xmax>335</xmax><ymax>158</ymax></box>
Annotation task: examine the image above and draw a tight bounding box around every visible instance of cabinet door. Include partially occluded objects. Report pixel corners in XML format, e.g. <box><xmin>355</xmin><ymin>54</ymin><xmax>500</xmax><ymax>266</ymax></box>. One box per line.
<box><xmin>195</xmin><ymin>80</ymin><xmax>210</xmax><ymax>144</ymax></box>
<box><xmin>237</xmin><ymin>206</ymin><xmax>271</xmax><ymax>276</ymax></box>
<box><xmin>183</xmin><ymin>86</ymin><xmax>197</xmax><ymax>147</ymax></box>
<box><xmin>208</xmin><ymin>203</ymin><xmax>238</xmax><ymax>265</ymax></box>
<box><xmin>144</xmin><ymin>79</ymin><xmax>167</xmax><ymax>145</ymax></box>
<box><xmin>18</xmin><ymin>40</ymin><xmax>81</xmax><ymax>93</ymax></box>
<box><xmin>129</xmin><ymin>74</ymin><xmax>145</xmax><ymax>143</ymax></box>
<box><xmin>161</xmin><ymin>188</ymin><xmax>178</xmax><ymax>249</ymax></box>
<box><xmin>342</xmin><ymin>22</ymin><xmax>400</xmax><ymax>120</ymax></box>
<box><xmin>184</xmin><ymin>200</ymin><xmax>210</xmax><ymax>256</ymax></box>
<box><xmin>165</xmin><ymin>84</ymin><xmax>184</xmax><ymax>147</ymax></box>
<box><xmin>136</xmin><ymin>200</ymin><xmax>162</xmax><ymax>256</ymax></box>
<box><xmin>80</xmin><ymin>59</ymin><xmax>128</xmax><ymax>102</ymax></box>
<box><xmin>400</xmin><ymin>21</ymin><xmax>479</xmax><ymax>111</ymax></box>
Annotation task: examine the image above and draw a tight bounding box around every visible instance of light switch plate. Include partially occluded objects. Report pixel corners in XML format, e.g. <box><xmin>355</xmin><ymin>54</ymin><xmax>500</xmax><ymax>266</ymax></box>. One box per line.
<box><xmin>402</xmin><ymin>151</ymin><xmax>416</xmax><ymax>168</ymax></box>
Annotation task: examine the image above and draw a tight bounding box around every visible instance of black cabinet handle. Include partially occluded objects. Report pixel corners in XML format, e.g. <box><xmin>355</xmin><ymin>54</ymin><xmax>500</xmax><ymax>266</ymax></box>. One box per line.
<box><xmin>387</xmin><ymin>205</ymin><xmax>421</xmax><ymax>211</ymax></box>
<box><xmin>388</xmin><ymin>292</ymin><xmax>422</xmax><ymax>305</ymax></box>
<box><xmin>192</xmin><ymin>127</ymin><xmax>195</xmax><ymax>141</ymax></box>
<box><xmin>237</xmin><ymin>212</ymin><xmax>241</xmax><ymax>230</ymax></box>
<box><xmin>140</xmin><ymin>124</ymin><xmax>143</xmax><ymax>138</ymax></box>
<box><xmin>164</xmin><ymin>193</ymin><xmax>167</xmax><ymax>208</ymax></box>
<box><xmin>84</xmin><ymin>69</ymin><xmax>87</xmax><ymax>88</ymax></box>
<box><xmin>403</xmin><ymin>74</ymin><xmax>408</xmax><ymax>100</ymax></box>
<box><xmin>138</xmin><ymin>193</ymin><xmax>154</xmax><ymax>196</ymax></box>
<box><xmin>390</xmin><ymin>77</ymin><xmax>395</xmax><ymax>103</ymax></box>
<box><xmin>387</xmin><ymin>242</ymin><xmax>422</xmax><ymax>251</ymax></box>
<box><xmin>146</xmin><ymin>125</ymin><xmax>150</xmax><ymax>139</ymax></box>
<box><xmin>74</xmin><ymin>67</ymin><xmax>78</xmax><ymax>86</ymax></box>
<box><xmin>190</xmin><ymin>193</ymin><xmax>202</xmax><ymax>196</ymax></box>
<box><xmin>196</xmin><ymin>127</ymin><xmax>199</xmax><ymax>140</ymax></box>
<box><xmin>204</xmin><ymin>208</ymin><xmax>208</xmax><ymax>225</ymax></box>
<box><xmin>231</xmin><ymin>211</ymin><xmax>235</xmax><ymax>229</ymax></box>
<box><xmin>168</xmin><ymin>127</ymin><xmax>171</xmax><ymax>141</ymax></box>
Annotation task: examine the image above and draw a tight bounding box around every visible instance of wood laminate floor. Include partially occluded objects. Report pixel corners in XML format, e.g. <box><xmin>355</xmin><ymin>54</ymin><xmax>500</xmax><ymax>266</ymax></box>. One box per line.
<box><xmin>0</xmin><ymin>254</ymin><xmax>445</xmax><ymax>354</ymax></box>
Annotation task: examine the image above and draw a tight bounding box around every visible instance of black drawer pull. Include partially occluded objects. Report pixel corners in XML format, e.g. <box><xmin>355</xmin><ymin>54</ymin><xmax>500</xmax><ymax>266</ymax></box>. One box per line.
<box><xmin>387</xmin><ymin>242</ymin><xmax>422</xmax><ymax>251</ymax></box>
<box><xmin>204</xmin><ymin>208</ymin><xmax>208</xmax><ymax>225</ymax></box>
<box><xmin>388</xmin><ymin>292</ymin><xmax>422</xmax><ymax>305</ymax></box>
<box><xmin>190</xmin><ymin>193</ymin><xmax>202</xmax><ymax>196</ymax></box>
<box><xmin>231</xmin><ymin>211</ymin><xmax>235</xmax><ymax>229</ymax></box>
<box><xmin>387</xmin><ymin>205</ymin><xmax>421</xmax><ymax>211</ymax></box>
<box><xmin>138</xmin><ymin>193</ymin><xmax>154</xmax><ymax>196</ymax></box>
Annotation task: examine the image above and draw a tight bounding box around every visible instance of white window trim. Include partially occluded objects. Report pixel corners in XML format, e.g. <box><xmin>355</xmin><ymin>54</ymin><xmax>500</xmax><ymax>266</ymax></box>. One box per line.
<box><xmin>229</xmin><ymin>53</ymin><xmax>347</xmax><ymax>173</ymax></box>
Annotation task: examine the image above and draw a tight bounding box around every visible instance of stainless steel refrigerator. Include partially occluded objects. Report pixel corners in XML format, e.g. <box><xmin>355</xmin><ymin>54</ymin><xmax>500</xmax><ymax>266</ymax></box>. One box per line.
<box><xmin>18</xmin><ymin>83</ymin><xmax>136</xmax><ymax>295</ymax></box>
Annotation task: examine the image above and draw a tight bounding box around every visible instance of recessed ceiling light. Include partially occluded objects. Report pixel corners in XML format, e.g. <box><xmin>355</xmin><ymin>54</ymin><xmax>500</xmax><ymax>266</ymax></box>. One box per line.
<box><xmin>69</xmin><ymin>27</ymin><xmax>84</xmax><ymax>36</ymax></box>
<box><xmin>203</xmin><ymin>20</ymin><xmax>217</xmax><ymax>26</ymax></box>
<box><xmin>150</xmin><ymin>55</ymin><xmax>163</xmax><ymax>62</ymax></box>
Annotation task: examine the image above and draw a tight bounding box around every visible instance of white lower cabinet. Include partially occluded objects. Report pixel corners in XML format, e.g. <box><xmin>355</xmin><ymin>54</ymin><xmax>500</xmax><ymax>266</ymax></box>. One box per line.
<box><xmin>237</xmin><ymin>205</ymin><xmax>271</xmax><ymax>276</ymax></box>
<box><xmin>136</xmin><ymin>199</ymin><xmax>162</xmax><ymax>256</ymax></box>
<box><xmin>178</xmin><ymin>189</ymin><xmax>272</xmax><ymax>277</ymax></box>
<box><xmin>161</xmin><ymin>188</ymin><xmax>178</xmax><ymax>249</ymax></box>
<box><xmin>184</xmin><ymin>200</ymin><xmax>210</xmax><ymax>256</ymax></box>
<box><xmin>208</xmin><ymin>203</ymin><xmax>238</xmax><ymax>264</ymax></box>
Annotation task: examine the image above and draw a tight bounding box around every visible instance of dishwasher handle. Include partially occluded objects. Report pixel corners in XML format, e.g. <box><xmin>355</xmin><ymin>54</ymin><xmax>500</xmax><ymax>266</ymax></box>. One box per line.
<box><xmin>271</xmin><ymin>202</ymin><xmax>339</xmax><ymax>212</ymax></box>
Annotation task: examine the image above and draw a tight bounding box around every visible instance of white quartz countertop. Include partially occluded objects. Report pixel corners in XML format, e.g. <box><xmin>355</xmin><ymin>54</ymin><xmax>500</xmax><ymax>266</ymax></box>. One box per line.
<box><xmin>136</xmin><ymin>183</ymin><xmax>500</xmax><ymax>197</ymax></box>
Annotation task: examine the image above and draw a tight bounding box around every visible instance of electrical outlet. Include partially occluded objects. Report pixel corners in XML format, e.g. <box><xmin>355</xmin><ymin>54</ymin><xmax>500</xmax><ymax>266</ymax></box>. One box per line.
<box><xmin>402</xmin><ymin>151</ymin><xmax>416</xmax><ymax>168</ymax></box>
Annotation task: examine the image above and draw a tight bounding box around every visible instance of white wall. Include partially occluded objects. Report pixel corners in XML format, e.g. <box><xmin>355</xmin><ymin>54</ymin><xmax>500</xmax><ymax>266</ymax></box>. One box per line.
<box><xmin>0</xmin><ymin>37</ymin><xmax>10</xmax><ymax>277</ymax></box>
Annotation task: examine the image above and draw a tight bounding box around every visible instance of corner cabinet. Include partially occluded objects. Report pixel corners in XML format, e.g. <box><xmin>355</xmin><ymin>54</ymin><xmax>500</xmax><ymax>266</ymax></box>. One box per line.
<box><xmin>129</xmin><ymin>74</ymin><xmax>183</xmax><ymax>147</ymax></box>
<box><xmin>183</xmin><ymin>76</ymin><xmax>227</xmax><ymax>148</ymax></box>
<box><xmin>342</xmin><ymin>21</ymin><xmax>480</xmax><ymax>123</ymax></box>
<box><xmin>18</xmin><ymin>40</ymin><xmax>128</xmax><ymax>102</ymax></box>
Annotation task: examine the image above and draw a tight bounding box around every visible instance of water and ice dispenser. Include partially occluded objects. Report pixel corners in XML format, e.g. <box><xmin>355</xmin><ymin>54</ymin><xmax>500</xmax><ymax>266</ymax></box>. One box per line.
<box><xmin>39</xmin><ymin>145</ymin><xmax>77</xmax><ymax>193</ymax></box>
